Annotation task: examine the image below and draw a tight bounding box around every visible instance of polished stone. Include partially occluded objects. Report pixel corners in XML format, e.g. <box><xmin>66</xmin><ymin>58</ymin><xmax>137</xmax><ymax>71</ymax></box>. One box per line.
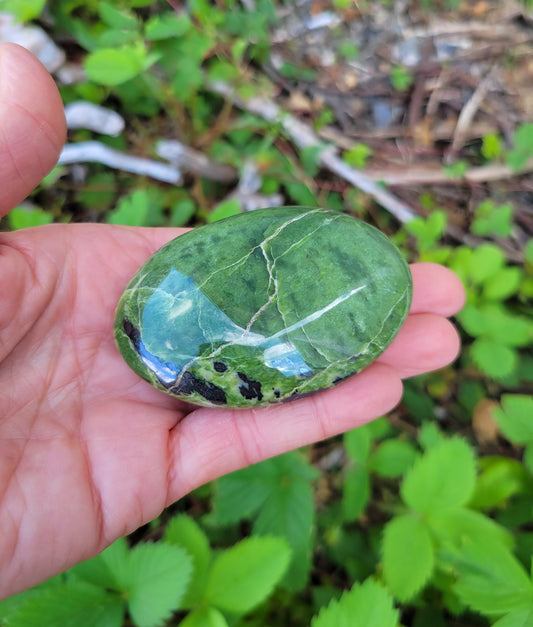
<box><xmin>114</xmin><ymin>207</ymin><xmax>412</xmax><ymax>408</ymax></box>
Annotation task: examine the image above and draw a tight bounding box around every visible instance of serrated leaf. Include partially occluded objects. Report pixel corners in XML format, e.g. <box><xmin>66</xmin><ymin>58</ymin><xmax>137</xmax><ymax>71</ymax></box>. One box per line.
<box><xmin>382</xmin><ymin>514</ymin><xmax>434</xmax><ymax>601</ymax></box>
<box><xmin>212</xmin><ymin>454</ymin><xmax>316</xmax><ymax>590</ymax></box>
<box><xmin>3</xmin><ymin>582</ymin><xmax>124</xmax><ymax>627</ymax></box>
<box><xmin>311</xmin><ymin>578</ymin><xmax>399</xmax><ymax>627</ymax></box>
<box><xmin>204</xmin><ymin>536</ymin><xmax>291</xmax><ymax>613</ymax></box>
<box><xmin>179</xmin><ymin>606</ymin><xmax>229</xmax><ymax>627</ymax></box>
<box><xmin>368</xmin><ymin>439</ymin><xmax>418</xmax><ymax>478</ymax></box>
<box><xmin>123</xmin><ymin>542</ymin><xmax>193</xmax><ymax>627</ymax></box>
<box><xmin>212</xmin><ymin>465</ymin><xmax>272</xmax><ymax>525</ymax></box>
<box><xmin>163</xmin><ymin>514</ymin><xmax>211</xmax><ymax>608</ymax></box>
<box><xmin>452</xmin><ymin>541</ymin><xmax>533</xmax><ymax>614</ymax></box>
<box><xmin>253</xmin><ymin>470</ymin><xmax>314</xmax><ymax>590</ymax></box>
<box><xmin>342</xmin><ymin>465</ymin><xmax>370</xmax><ymax>520</ymax></box>
<box><xmin>70</xmin><ymin>539</ymin><xmax>128</xmax><ymax>591</ymax></box>
<box><xmin>494</xmin><ymin>395</ymin><xmax>533</xmax><ymax>445</ymax></box>
<box><xmin>401</xmin><ymin>438</ymin><xmax>476</xmax><ymax>514</ymax></box>
<box><xmin>470</xmin><ymin>339</ymin><xmax>517</xmax><ymax>379</ymax></box>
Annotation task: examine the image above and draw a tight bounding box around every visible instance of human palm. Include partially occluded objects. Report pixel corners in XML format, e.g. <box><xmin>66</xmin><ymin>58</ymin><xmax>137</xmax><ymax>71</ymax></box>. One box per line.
<box><xmin>0</xmin><ymin>43</ymin><xmax>465</xmax><ymax>599</ymax></box>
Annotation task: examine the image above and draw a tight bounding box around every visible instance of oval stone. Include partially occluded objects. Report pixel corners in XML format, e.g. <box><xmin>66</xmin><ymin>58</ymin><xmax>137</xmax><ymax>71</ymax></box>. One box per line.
<box><xmin>114</xmin><ymin>207</ymin><xmax>412</xmax><ymax>408</ymax></box>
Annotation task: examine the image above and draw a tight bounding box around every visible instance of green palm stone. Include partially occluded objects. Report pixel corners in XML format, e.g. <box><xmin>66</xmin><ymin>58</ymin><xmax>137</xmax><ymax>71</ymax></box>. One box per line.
<box><xmin>114</xmin><ymin>207</ymin><xmax>412</xmax><ymax>408</ymax></box>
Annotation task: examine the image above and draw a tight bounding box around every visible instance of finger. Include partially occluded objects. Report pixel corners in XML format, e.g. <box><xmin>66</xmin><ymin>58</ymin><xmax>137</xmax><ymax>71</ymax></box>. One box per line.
<box><xmin>0</xmin><ymin>43</ymin><xmax>66</xmax><ymax>216</ymax></box>
<box><xmin>378</xmin><ymin>313</ymin><xmax>461</xmax><ymax>378</ymax></box>
<box><xmin>409</xmin><ymin>263</ymin><xmax>465</xmax><ymax>316</ymax></box>
<box><xmin>167</xmin><ymin>362</ymin><xmax>403</xmax><ymax>498</ymax></box>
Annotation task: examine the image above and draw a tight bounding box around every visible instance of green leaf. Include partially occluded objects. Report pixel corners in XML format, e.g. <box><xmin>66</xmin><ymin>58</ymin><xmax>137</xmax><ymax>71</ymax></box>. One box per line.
<box><xmin>469</xmin><ymin>456</ymin><xmax>528</xmax><ymax>509</ymax></box>
<box><xmin>494</xmin><ymin>395</ymin><xmax>533</xmax><ymax>445</ymax></box>
<box><xmin>390</xmin><ymin>65</ymin><xmax>413</xmax><ymax>91</ymax></box>
<box><xmin>179</xmin><ymin>606</ymin><xmax>229</xmax><ymax>627</ymax></box>
<box><xmin>523</xmin><ymin>442</ymin><xmax>533</xmax><ymax>475</ymax></box>
<box><xmin>382</xmin><ymin>514</ymin><xmax>434</xmax><ymax>601</ymax></box>
<box><xmin>123</xmin><ymin>542</ymin><xmax>193</xmax><ymax>627</ymax></box>
<box><xmin>481</xmin><ymin>133</ymin><xmax>502</xmax><ymax>160</ymax></box>
<box><xmin>8</xmin><ymin>206</ymin><xmax>53</xmax><ymax>230</ymax></box>
<box><xmin>405</xmin><ymin>211</ymin><xmax>447</xmax><ymax>251</ymax></box>
<box><xmin>470</xmin><ymin>339</ymin><xmax>517</xmax><ymax>379</ymax></box>
<box><xmin>0</xmin><ymin>0</ymin><xmax>45</xmax><ymax>21</ymax></box>
<box><xmin>170</xmin><ymin>199</ymin><xmax>196</xmax><ymax>227</ymax></box>
<box><xmin>204</xmin><ymin>536</ymin><xmax>291</xmax><ymax>614</ymax></box>
<box><xmin>459</xmin><ymin>304</ymin><xmax>532</xmax><ymax>346</ymax></box>
<box><xmin>443</xmin><ymin>160</ymin><xmax>468</xmax><ymax>179</ymax></box>
<box><xmin>467</xmin><ymin>243</ymin><xmax>505</xmax><ymax>283</ymax></box>
<box><xmin>343</xmin><ymin>425</ymin><xmax>372</xmax><ymax>464</ymax></box>
<box><xmin>98</xmin><ymin>2</ymin><xmax>139</xmax><ymax>30</ymax></box>
<box><xmin>212</xmin><ymin>453</ymin><xmax>317</xmax><ymax>589</ymax></box>
<box><xmin>343</xmin><ymin>143</ymin><xmax>372</xmax><ymax>168</ymax></box>
<box><xmin>452</xmin><ymin>541</ymin><xmax>533</xmax><ymax>615</ymax></box>
<box><xmin>207</xmin><ymin>199</ymin><xmax>241</xmax><ymax>223</ymax></box>
<box><xmin>506</xmin><ymin>124</ymin><xmax>533</xmax><ymax>172</ymax></box>
<box><xmin>85</xmin><ymin>46</ymin><xmax>155</xmax><ymax>86</ymax></box>
<box><xmin>301</xmin><ymin>144</ymin><xmax>327</xmax><ymax>178</ymax></box>
<box><xmin>401</xmin><ymin>438</ymin><xmax>476</xmax><ymax>514</ymax></box>
<box><xmin>253</xmin><ymin>470</ymin><xmax>315</xmax><ymax>590</ymax></box>
<box><xmin>311</xmin><ymin>578</ymin><xmax>399</xmax><ymax>627</ymax></box>
<box><xmin>471</xmin><ymin>201</ymin><xmax>513</xmax><ymax>238</ymax></box>
<box><xmin>212</xmin><ymin>464</ymin><xmax>272</xmax><ymax>525</ymax></box>
<box><xmin>368</xmin><ymin>439</ymin><xmax>418</xmax><ymax>478</ymax></box>
<box><xmin>483</xmin><ymin>267</ymin><xmax>522</xmax><ymax>300</ymax></box>
<box><xmin>70</xmin><ymin>539</ymin><xmax>128</xmax><ymax>591</ymax></box>
<box><xmin>492</xmin><ymin>607</ymin><xmax>533</xmax><ymax>627</ymax></box>
<box><xmin>145</xmin><ymin>13</ymin><xmax>191</xmax><ymax>40</ymax></box>
<box><xmin>342</xmin><ymin>466</ymin><xmax>370</xmax><ymax>520</ymax></box>
<box><xmin>3</xmin><ymin>582</ymin><xmax>124</xmax><ymax>627</ymax></box>
<box><xmin>429</xmin><ymin>507</ymin><xmax>513</xmax><ymax>557</ymax></box>
<box><xmin>107</xmin><ymin>189</ymin><xmax>164</xmax><ymax>227</ymax></box>
<box><xmin>164</xmin><ymin>514</ymin><xmax>211</xmax><ymax>608</ymax></box>
<box><xmin>171</xmin><ymin>58</ymin><xmax>204</xmax><ymax>100</ymax></box>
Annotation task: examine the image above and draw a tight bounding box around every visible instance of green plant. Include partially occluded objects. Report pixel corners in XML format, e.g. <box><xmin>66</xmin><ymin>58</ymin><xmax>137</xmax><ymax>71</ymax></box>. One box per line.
<box><xmin>390</xmin><ymin>65</ymin><xmax>413</xmax><ymax>91</ymax></box>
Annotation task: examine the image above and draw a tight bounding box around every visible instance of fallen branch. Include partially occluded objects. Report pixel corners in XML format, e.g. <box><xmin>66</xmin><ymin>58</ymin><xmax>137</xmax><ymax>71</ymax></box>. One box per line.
<box><xmin>58</xmin><ymin>141</ymin><xmax>182</xmax><ymax>184</ymax></box>
<box><xmin>156</xmin><ymin>140</ymin><xmax>237</xmax><ymax>183</ymax></box>
<box><xmin>363</xmin><ymin>159</ymin><xmax>533</xmax><ymax>186</ymax></box>
<box><xmin>208</xmin><ymin>81</ymin><xmax>417</xmax><ymax>223</ymax></box>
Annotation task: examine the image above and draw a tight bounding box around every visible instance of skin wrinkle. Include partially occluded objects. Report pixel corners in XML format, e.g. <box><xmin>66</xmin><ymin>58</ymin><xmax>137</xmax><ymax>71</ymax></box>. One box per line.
<box><xmin>0</xmin><ymin>123</ymin><xmax>27</xmax><ymax>189</ymax></box>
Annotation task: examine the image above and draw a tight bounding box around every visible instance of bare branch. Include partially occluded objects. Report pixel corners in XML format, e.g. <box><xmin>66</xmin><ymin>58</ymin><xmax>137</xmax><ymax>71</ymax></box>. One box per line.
<box><xmin>208</xmin><ymin>81</ymin><xmax>417</xmax><ymax>223</ymax></box>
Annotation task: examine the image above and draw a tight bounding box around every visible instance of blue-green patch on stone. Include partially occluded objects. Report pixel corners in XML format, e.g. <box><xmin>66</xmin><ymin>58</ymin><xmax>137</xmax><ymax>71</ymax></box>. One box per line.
<box><xmin>114</xmin><ymin>207</ymin><xmax>412</xmax><ymax>408</ymax></box>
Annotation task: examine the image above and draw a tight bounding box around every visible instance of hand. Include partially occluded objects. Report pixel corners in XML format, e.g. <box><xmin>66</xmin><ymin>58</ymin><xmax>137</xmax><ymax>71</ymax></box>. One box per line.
<box><xmin>0</xmin><ymin>43</ymin><xmax>465</xmax><ymax>599</ymax></box>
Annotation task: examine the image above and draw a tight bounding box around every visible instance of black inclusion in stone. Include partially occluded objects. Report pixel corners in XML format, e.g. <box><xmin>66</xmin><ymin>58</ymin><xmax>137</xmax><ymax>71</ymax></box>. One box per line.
<box><xmin>172</xmin><ymin>371</ymin><xmax>227</xmax><ymax>405</ymax></box>
<box><xmin>123</xmin><ymin>318</ymin><xmax>141</xmax><ymax>349</ymax></box>
<box><xmin>213</xmin><ymin>361</ymin><xmax>228</xmax><ymax>373</ymax></box>
<box><xmin>273</xmin><ymin>389</ymin><xmax>281</xmax><ymax>398</ymax></box>
<box><xmin>237</xmin><ymin>372</ymin><xmax>263</xmax><ymax>401</ymax></box>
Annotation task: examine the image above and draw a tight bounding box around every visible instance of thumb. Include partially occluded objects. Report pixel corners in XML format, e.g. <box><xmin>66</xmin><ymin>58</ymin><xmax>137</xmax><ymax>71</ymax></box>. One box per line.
<box><xmin>0</xmin><ymin>43</ymin><xmax>66</xmax><ymax>217</ymax></box>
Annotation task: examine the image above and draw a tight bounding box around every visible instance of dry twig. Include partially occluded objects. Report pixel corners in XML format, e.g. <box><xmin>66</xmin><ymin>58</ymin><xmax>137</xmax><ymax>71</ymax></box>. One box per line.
<box><xmin>208</xmin><ymin>81</ymin><xmax>417</xmax><ymax>223</ymax></box>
